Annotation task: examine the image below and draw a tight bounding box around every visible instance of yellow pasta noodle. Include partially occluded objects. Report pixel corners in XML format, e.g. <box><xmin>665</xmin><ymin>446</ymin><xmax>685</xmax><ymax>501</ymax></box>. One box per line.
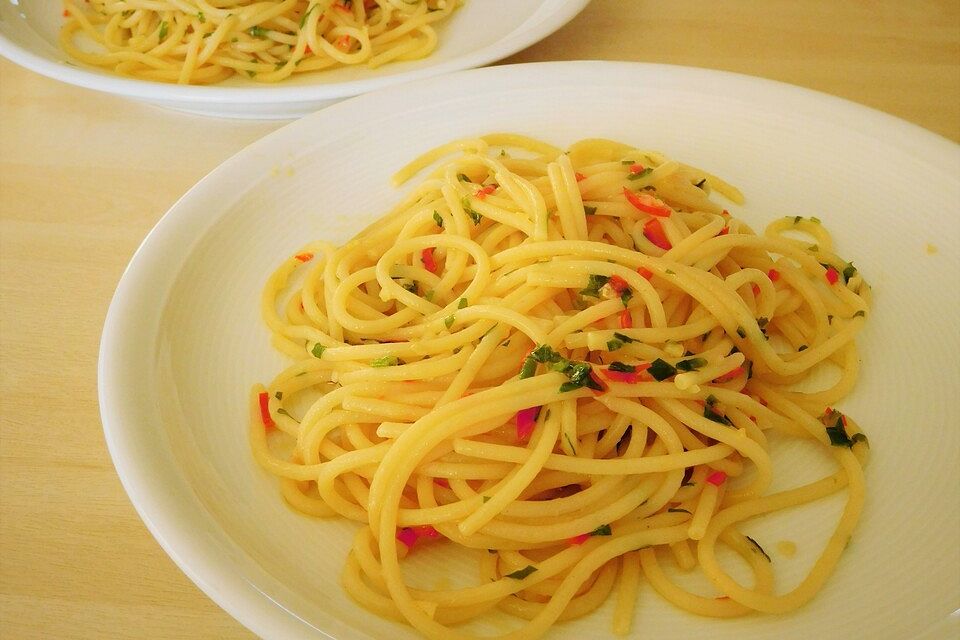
<box><xmin>60</xmin><ymin>0</ymin><xmax>459</xmax><ymax>84</ymax></box>
<box><xmin>249</xmin><ymin>134</ymin><xmax>872</xmax><ymax>639</ymax></box>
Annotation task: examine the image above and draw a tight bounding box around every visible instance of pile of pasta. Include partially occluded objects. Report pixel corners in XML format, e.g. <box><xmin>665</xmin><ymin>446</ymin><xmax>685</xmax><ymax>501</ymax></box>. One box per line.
<box><xmin>250</xmin><ymin>134</ymin><xmax>871</xmax><ymax>639</ymax></box>
<box><xmin>60</xmin><ymin>0</ymin><xmax>458</xmax><ymax>84</ymax></box>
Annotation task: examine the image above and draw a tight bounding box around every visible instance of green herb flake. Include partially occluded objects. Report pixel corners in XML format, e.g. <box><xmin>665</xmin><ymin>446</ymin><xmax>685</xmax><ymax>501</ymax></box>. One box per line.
<box><xmin>457</xmin><ymin>173</ymin><xmax>470</xmax><ymax>182</ymax></box>
<box><xmin>311</xmin><ymin>343</ymin><xmax>326</xmax><ymax>359</ymax></box>
<box><xmin>482</xmin><ymin>495</ymin><xmax>491</xmax><ymax>503</ymax></box>
<box><xmin>676</xmin><ymin>357</ymin><xmax>707</xmax><ymax>372</ymax></box>
<box><xmin>590</xmin><ymin>524</ymin><xmax>612</xmax><ymax>536</ymax></box>
<box><xmin>612</xmin><ymin>332</ymin><xmax>636</xmax><ymax>344</ymax></box>
<box><xmin>606</xmin><ymin>339</ymin><xmax>624</xmax><ymax>352</ymax></box>
<box><xmin>667</xmin><ymin>508</ymin><xmax>691</xmax><ymax>514</ymax></box>
<box><xmin>424</xmin><ymin>290</ymin><xmax>435</xmax><ymax>302</ymax></box>
<box><xmin>694</xmin><ymin>178</ymin><xmax>707</xmax><ymax>189</ymax></box>
<box><xmin>620</xmin><ymin>288</ymin><xmax>634</xmax><ymax>307</ymax></box>
<box><xmin>745</xmin><ymin>536</ymin><xmax>771</xmax><ymax>562</ymax></box>
<box><xmin>736</xmin><ymin>326</ymin><xmax>747</xmax><ymax>339</ymax></box>
<box><xmin>647</xmin><ymin>358</ymin><xmax>677</xmax><ymax>381</ymax></box>
<box><xmin>519</xmin><ymin>357</ymin><xmax>537</xmax><ymax>380</ymax></box>
<box><xmin>579</xmin><ymin>274</ymin><xmax>610</xmax><ymax>298</ymax></box>
<box><xmin>842</xmin><ymin>263</ymin><xmax>858</xmax><ymax>282</ymax></box>
<box><xmin>505</xmin><ymin>565</ymin><xmax>537</xmax><ymax>580</ymax></box>
<box><xmin>461</xmin><ymin>196</ymin><xmax>482</xmax><ymax>225</ymax></box>
<box><xmin>704</xmin><ymin>394</ymin><xmax>734</xmax><ymax>426</ymax></box>
<box><xmin>850</xmin><ymin>433</ymin><xmax>869</xmax><ymax>447</ymax></box>
<box><xmin>276</xmin><ymin>407</ymin><xmax>292</xmax><ymax>417</ymax></box>
<box><xmin>825</xmin><ymin>414</ymin><xmax>854</xmax><ymax>447</ymax></box>
<box><xmin>583</xmin><ymin>205</ymin><xmax>598</xmax><ymax>216</ymax></box>
<box><xmin>197</xmin><ymin>11</ymin><xmax>205</xmax><ymax>22</ymax></box>
<box><xmin>432</xmin><ymin>210</ymin><xmax>443</xmax><ymax>227</ymax></box>
<box><xmin>370</xmin><ymin>355</ymin><xmax>400</xmax><ymax>368</ymax></box>
<box><xmin>158</xmin><ymin>21</ymin><xmax>169</xmax><ymax>39</ymax></box>
<box><xmin>563</xmin><ymin>432</ymin><xmax>577</xmax><ymax>454</ymax></box>
<box><xmin>793</xmin><ymin>216</ymin><xmax>802</xmax><ymax>224</ymax></box>
<box><xmin>444</xmin><ymin>315</ymin><xmax>455</xmax><ymax>329</ymax></box>
<box><xmin>608</xmin><ymin>361</ymin><xmax>636</xmax><ymax>373</ymax></box>
<box><xmin>274</xmin><ymin>391</ymin><xmax>283</xmax><ymax>400</ymax></box>
<box><xmin>627</xmin><ymin>167</ymin><xmax>653</xmax><ymax>180</ymax></box>
<box><xmin>530</xmin><ymin>344</ymin><xmax>561</xmax><ymax>363</ymax></box>
<box><xmin>853</xmin><ymin>310</ymin><xmax>866</xmax><ymax>318</ymax></box>
<box><xmin>248</xmin><ymin>25</ymin><xmax>268</xmax><ymax>38</ymax></box>
<box><xmin>457</xmin><ymin>297</ymin><xmax>468</xmax><ymax>309</ymax></box>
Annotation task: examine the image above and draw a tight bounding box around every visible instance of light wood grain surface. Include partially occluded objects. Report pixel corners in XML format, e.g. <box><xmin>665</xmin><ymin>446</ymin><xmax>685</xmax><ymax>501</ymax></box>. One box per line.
<box><xmin>0</xmin><ymin>1</ymin><xmax>957</xmax><ymax>638</ymax></box>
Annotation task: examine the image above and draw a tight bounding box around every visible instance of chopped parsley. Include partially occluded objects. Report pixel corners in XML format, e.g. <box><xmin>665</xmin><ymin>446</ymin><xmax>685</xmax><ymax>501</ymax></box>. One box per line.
<box><xmin>627</xmin><ymin>167</ymin><xmax>653</xmax><ymax>180</ymax></box>
<box><xmin>458</xmin><ymin>297</ymin><xmax>468</xmax><ymax>309</ymax></box>
<box><xmin>667</xmin><ymin>508</ymin><xmax>691</xmax><ymax>514</ymax></box>
<box><xmin>704</xmin><ymin>395</ymin><xmax>734</xmax><ymax>426</ymax></box>
<box><xmin>311</xmin><ymin>343</ymin><xmax>325</xmax><ymax>359</ymax></box>
<box><xmin>612</xmin><ymin>332</ymin><xmax>636</xmax><ymax>344</ymax></box>
<box><xmin>432</xmin><ymin>210</ymin><xmax>443</xmax><ymax>227</ymax></box>
<box><xmin>584</xmin><ymin>205</ymin><xmax>597</xmax><ymax>215</ymax></box>
<box><xmin>370</xmin><ymin>355</ymin><xmax>399</xmax><ymax>368</ymax></box>
<box><xmin>606</xmin><ymin>339</ymin><xmax>624</xmax><ymax>351</ymax></box>
<box><xmin>590</xmin><ymin>524</ymin><xmax>612</xmax><ymax>536</ymax></box>
<box><xmin>299</xmin><ymin>4</ymin><xmax>318</xmax><ymax>27</ymax></box>
<box><xmin>505</xmin><ymin>565</ymin><xmax>537</xmax><ymax>580</ymax></box>
<box><xmin>647</xmin><ymin>358</ymin><xmax>677</xmax><ymax>381</ymax></box>
<box><xmin>579</xmin><ymin>274</ymin><xmax>610</xmax><ymax>298</ymax></box>
<box><xmin>444</xmin><ymin>315</ymin><xmax>455</xmax><ymax>329</ymax></box>
<box><xmin>158</xmin><ymin>21</ymin><xmax>169</xmax><ymax>39</ymax></box>
<box><xmin>248</xmin><ymin>25</ymin><xmax>268</xmax><ymax>38</ymax></box>
<box><xmin>675</xmin><ymin>357</ymin><xmax>707</xmax><ymax>372</ymax></box>
<box><xmin>608</xmin><ymin>361</ymin><xmax>636</xmax><ymax>373</ymax></box>
<box><xmin>461</xmin><ymin>196</ymin><xmax>482</xmax><ymax>225</ymax></box>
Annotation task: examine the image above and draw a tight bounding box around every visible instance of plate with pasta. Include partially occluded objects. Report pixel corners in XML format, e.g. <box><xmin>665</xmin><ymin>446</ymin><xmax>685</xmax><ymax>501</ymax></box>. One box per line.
<box><xmin>0</xmin><ymin>0</ymin><xmax>589</xmax><ymax>118</ymax></box>
<box><xmin>99</xmin><ymin>61</ymin><xmax>960</xmax><ymax>640</ymax></box>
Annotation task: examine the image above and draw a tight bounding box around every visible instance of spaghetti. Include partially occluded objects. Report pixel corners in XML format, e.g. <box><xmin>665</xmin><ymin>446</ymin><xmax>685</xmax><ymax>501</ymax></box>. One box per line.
<box><xmin>60</xmin><ymin>0</ymin><xmax>459</xmax><ymax>84</ymax></box>
<box><xmin>250</xmin><ymin>134</ymin><xmax>871</xmax><ymax>639</ymax></box>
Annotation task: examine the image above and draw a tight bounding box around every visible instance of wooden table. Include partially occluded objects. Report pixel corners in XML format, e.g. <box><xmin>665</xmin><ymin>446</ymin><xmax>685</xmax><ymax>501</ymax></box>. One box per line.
<box><xmin>1</xmin><ymin>1</ymin><xmax>957</xmax><ymax>638</ymax></box>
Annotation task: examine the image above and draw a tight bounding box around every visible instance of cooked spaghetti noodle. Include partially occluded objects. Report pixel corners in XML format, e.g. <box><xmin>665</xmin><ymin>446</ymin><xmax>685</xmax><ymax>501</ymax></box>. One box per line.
<box><xmin>60</xmin><ymin>0</ymin><xmax>459</xmax><ymax>84</ymax></box>
<box><xmin>250</xmin><ymin>134</ymin><xmax>871</xmax><ymax>639</ymax></box>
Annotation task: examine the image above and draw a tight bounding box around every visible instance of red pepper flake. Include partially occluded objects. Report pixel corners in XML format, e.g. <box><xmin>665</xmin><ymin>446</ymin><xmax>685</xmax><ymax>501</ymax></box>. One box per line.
<box><xmin>643</xmin><ymin>218</ymin><xmax>671</xmax><ymax>250</ymax></box>
<box><xmin>475</xmin><ymin>185</ymin><xmax>497</xmax><ymax>199</ymax></box>
<box><xmin>295</xmin><ymin>252</ymin><xmax>313</xmax><ymax>262</ymax></box>
<box><xmin>396</xmin><ymin>528</ymin><xmax>418</xmax><ymax>548</ymax></box>
<box><xmin>335</xmin><ymin>35</ymin><xmax>352</xmax><ymax>50</ymax></box>
<box><xmin>258</xmin><ymin>392</ymin><xmax>275</xmax><ymax>430</ymax></box>
<box><xmin>63</xmin><ymin>9</ymin><xmax>70</xmax><ymax>16</ymax></box>
<box><xmin>721</xmin><ymin>209</ymin><xmax>730</xmax><ymax>218</ymax></box>
<box><xmin>575</xmin><ymin>172</ymin><xmax>586</xmax><ymax>182</ymax></box>
<box><xmin>628</xmin><ymin>163</ymin><xmax>645</xmax><ymax>174</ymax></box>
<box><xmin>588</xmin><ymin>370</ymin><xmax>609</xmax><ymax>395</ymax></box>
<box><xmin>716</xmin><ymin>596</ymin><xmax>730</xmax><ymax>600</ymax></box>
<box><xmin>421</xmin><ymin>247</ymin><xmax>437</xmax><ymax>274</ymax></box>
<box><xmin>607</xmin><ymin>275</ymin><xmax>629</xmax><ymax>295</ymax></box>
<box><xmin>619</xmin><ymin>309</ymin><xmax>633</xmax><ymax>329</ymax></box>
<box><xmin>714</xmin><ymin>366</ymin><xmax>744</xmax><ymax>383</ymax></box>
<box><xmin>706</xmin><ymin>471</ymin><xmax>727</xmax><ymax>486</ymax></box>
<box><xmin>623</xmin><ymin>188</ymin><xmax>672</xmax><ymax>217</ymax></box>
<box><xmin>433</xmin><ymin>478</ymin><xmax>450</xmax><ymax>489</ymax></box>
<box><xmin>637</xmin><ymin>266</ymin><xmax>653</xmax><ymax>280</ymax></box>
<box><xmin>751</xmin><ymin>283</ymin><xmax>761</xmax><ymax>296</ymax></box>
<box><xmin>568</xmin><ymin>533</ymin><xmax>590</xmax><ymax>545</ymax></box>
<box><xmin>515</xmin><ymin>406</ymin><xmax>541</xmax><ymax>442</ymax></box>
<box><xmin>717</xmin><ymin>226</ymin><xmax>730</xmax><ymax>236</ymax></box>
<box><xmin>364</xmin><ymin>0</ymin><xmax>378</xmax><ymax>9</ymax></box>
<box><xmin>825</xmin><ymin>267</ymin><xmax>839</xmax><ymax>285</ymax></box>
<box><xmin>841</xmin><ymin>414</ymin><xmax>848</xmax><ymax>427</ymax></box>
<box><xmin>768</xmin><ymin>269</ymin><xmax>780</xmax><ymax>282</ymax></box>
<box><xmin>602</xmin><ymin>369</ymin><xmax>640</xmax><ymax>384</ymax></box>
<box><xmin>411</xmin><ymin>525</ymin><xmax>440</xmax><ymax>539</ymax></box>
<box><xmin>304</xmin><ymin>45</ymin><xmax>312</xmax><ymax>55</ymax></box>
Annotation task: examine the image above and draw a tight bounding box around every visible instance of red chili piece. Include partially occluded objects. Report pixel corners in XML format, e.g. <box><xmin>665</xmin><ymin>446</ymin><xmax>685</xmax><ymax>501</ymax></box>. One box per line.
<box><xmin>421</xmin><ymin>247</ymin><xmax>437</xmax><ymax>273</ymax></box>
<box><xmin>706</xmin><ymin>471</ymin><xmax>727</xmax><ymax>486</ymax></box>
<box><xmin>619</xmin><ymin>309</ymin><xmax>633</xmax><ymax>329</ymax></box>
<box><xmin>623</xmin><ymin>188</ymin><xmax>672</xmax><ymax>217</ymax></box>
<box><xmin>643</xmin><ymin>218</ymin><xmax>671</xmax><ymax>250</ymax></box>
<box><xmin>258</xmin><ymin>392</ymin><xmax>275</xmax><ymax>430</ymax></box>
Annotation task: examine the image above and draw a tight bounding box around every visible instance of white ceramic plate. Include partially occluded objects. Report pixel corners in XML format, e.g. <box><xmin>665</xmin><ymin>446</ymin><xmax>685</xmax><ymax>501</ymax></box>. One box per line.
<box><xmin>99</xmin><ymin>61</ymin><xmax>960</xmax><ymax>640</ymax></box>
<box><xmin>0</xmin><ymin>0</ymin><xmax>589</xmax><ymax>118</ymax></box>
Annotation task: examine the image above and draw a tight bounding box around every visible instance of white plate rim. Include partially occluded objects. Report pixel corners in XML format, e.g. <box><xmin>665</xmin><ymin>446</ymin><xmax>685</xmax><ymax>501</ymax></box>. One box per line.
<box><xmin>97</xmin><ymin>60</ymin><xmax>960</xmax><ymax>640</ymax></box>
